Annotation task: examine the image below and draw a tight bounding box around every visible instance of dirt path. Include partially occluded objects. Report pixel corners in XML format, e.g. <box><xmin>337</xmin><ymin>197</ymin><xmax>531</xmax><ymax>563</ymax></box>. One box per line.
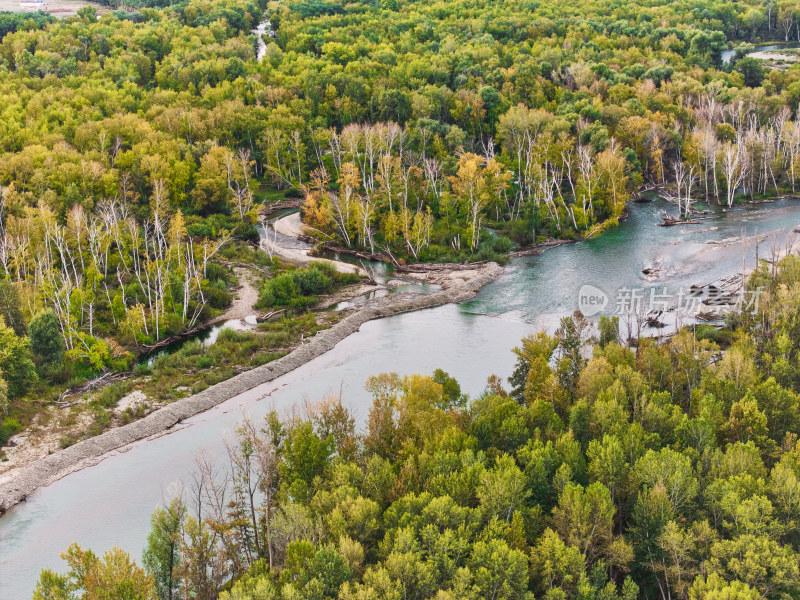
<box><xmin>222</xmin><ymin>268</ymin><xmax>261</xmax><ymax>320</ymax></box>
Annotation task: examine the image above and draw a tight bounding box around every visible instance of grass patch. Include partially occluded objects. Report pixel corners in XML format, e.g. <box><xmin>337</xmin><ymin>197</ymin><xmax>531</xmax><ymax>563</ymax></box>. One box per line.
<box><xmin>137</xmin><ymin>313</ymin><xmax>325</xmax><ymax>405</ymax></box>
<box><xmin>694</xmin><ymin>324</ymin><xmax>732</xmax><ymax>347</ymax></box>
<box><xmin>90</xmin><ymin>381</ymin><xmax>133</xmax><ymax>411</ymax></box>
<box><xmin>218</xmin><ymin>240</ymin><xmax>277</xmax><ymax>267</ymax></box>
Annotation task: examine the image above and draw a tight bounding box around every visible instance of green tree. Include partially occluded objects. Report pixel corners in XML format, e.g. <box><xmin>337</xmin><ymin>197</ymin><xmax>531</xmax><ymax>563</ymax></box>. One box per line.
<box><xmin>477</xmin><ymin>454</ymin><xmax>530</xmax><ymax>523</ymax></box>
<box><xmin>29</xmin><ymin>310</ymin><xmax>66</xmax><ymax>372</ymax></box>
<box><xmin>469</xmin><ymin>538</ymin><xmax>530</xmax><ymax>600</ymax></box>
<box><xmin>689</xmin><ymin>573</ymin><xmax>759</xmax><ymax>600</ymax></box>
<box><xmin>587</xmin><ymin>434</ymin><xmax>629</xmax><ymax>508</ymax></box>
<box><xmin>281</xmin><ymin>421</ymin><xmax>334</xmax><ymax>502</ymax></box>
<box><xmin>35</xmin><ymin>543</ymin><xmax>156</xmax><ymax>600</ymax></box>
<box><xmin>707</xmin><ymin>534</ymin><xmax>800</xmax><ymax>599</ymax></box>
<box><xmin>0</xmin><ymin>279</ymin><xmax>26</xmax><ymax>337</ymax></box>
<box><xmin>143</xmin><ymin>499</ymin><xmax>185</xmax><ymax>600</ymax></box>
<box><xmin>634</xmin><ymin>448</ymin><xmax>698</xmax><ymax>516</ymax></box>
<box><xmin>530</xmin><ymin>528</ymin><xmax>586</xmax><ymax>598</ymax></box>
<box><xmin>0</xmin><ymin>316</ymin><xmax>37</xmax><ymax>399</ymax></box>
<box><xmin>735</xmin><ymin>57</ymin><xmax>765</xmax><ymax>88</ymax></box>
<box><xmin>552</xmin><ymin>482</ymin><xmax>630</xmax><ymax>569</ymax></box>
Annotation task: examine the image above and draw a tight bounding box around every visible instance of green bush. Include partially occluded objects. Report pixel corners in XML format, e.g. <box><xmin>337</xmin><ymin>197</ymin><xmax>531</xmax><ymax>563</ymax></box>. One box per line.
<box><xmin>0</xmin><ymin>418</ymin><xmax>21</xmax><ymax>446</ymax></box>
<box><xmin>91</xmin><ymin>381</ymin><xmax>133</xmax><ymax>410</ymax></box>
<box><xmin>268</xmin><ymin>273</ymin><xmax>299</xmax><ymax>305</ymax></box>
<box><xmin>492</xmin><ymin>236</ymin><xmax>513</xmax><ymax>254</ymax></box>
<box><xmin>259</xmin><ymin>262</ymin><xmax>358</xmax><ymax>309</ymax></box>
<box><xmin>294</xmin><ymin>267</ymin><xmax>332</xmax><ymax>296</ymax></box>
<box><xmin>203</xmin><ymin>280</ymin><xmax>233</xmax><ymax>309</ymax></box>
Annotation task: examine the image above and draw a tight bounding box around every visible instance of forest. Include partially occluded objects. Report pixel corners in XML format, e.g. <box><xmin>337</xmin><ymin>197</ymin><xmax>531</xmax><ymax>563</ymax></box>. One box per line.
<box><xmin>33</xmin><ymin>247</ymin><xmax>800</xmax><ymax>600</ymax></box>
<box><xmin>5</xmin><ymin>0</ymin><xmax>800</xmax><ymax>594</ymax></box>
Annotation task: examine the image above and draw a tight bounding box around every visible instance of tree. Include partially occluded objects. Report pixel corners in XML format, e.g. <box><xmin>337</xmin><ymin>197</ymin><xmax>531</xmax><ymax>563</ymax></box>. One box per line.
<box><xmin>432</xmin><ymin>368</ymin><xmax>465</xmax><ymax>409</ymax></box>
<box><xmin>29</xmin><ymin>309</ymin><xmax>65</xmax><ymax>372</ymax></box>
<box><xmin>634</xmin><ymin>448</ymin><xmax>698</xmax><ymax>516</ymax></box>
<box><xmin>735</xmin><ymin>57</ymin><xmax>765</xmax><ymax>88</ymax></box>
<box><xmin>587</xmin><ymin>434</ymin><xmax>629</xmax><ymax>508</ymax></box>
<box><xmin>719</xmin><ymin>140</ymin><xmax>746</xmax><ymax>207</ymax></box>
<box><xmin>281</xmin><ymin>420</ymin><xmax>334</xmax><ymax>502</ymax></box>
<box><xmin>509</xmin><ymin>331</ymin><xmax>557</xmax><ymax>404</ymax></box>
<box><xmin>551</xmin><ymin>482</ymin><xmax>630</xmax><ymax>569</ymax></box>
<box><xmin>0</xmin><ymin>316</ymin><xmax>37</xmax><ymax>399</ymax></box>
<box><xmin>530</xmin><ymin>528</ymin><xmax>586</xmax><ymax>598</ymax></box>
<box><xmin>0</xmin><ymin>278</ymin><xmax>25</xmax><ymax>336</ymax></box>
<box><xmin>449</xmin><ymin>153</ymin><xmax>511</xmax><ymax>249</ymax></box>
<box><xmin>477</xmin><ymin>454</ymin><xmax>530</xmax><ymax>522</ymax></box>
<box><xmin>35</xmin><ymin>543</ymin><xmax>156</xmax><ymax>600</ymax></box>
<box><xmin>143</xmin><ymin>499</ymin><xmax>185</xmax><ymax>600</ymax></box>
<box><xmin>555</xmin><ymin>313</ymin><xmax>590</xmax><ymax>400</ymax></box>
<box><xmin>689</xmin><ymin>573</ymin><xmax>759</xmax><ymax>600</ymax></box>
<box><xmin>469</xmin><ymin>538</ymin><xmax>530</xmax><ymax>600</ymax></box>
<box><xmin>707</xmin><ymin>534</ymin><xmax>800</xmax><ymax>599</ymax></box>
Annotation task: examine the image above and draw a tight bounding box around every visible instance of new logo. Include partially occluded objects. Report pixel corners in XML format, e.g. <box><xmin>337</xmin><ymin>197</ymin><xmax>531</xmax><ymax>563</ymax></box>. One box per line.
<box><xmin>578</xmin><ymin>284</ymin><xmax>608</xmax><ymax>316</ymax></box>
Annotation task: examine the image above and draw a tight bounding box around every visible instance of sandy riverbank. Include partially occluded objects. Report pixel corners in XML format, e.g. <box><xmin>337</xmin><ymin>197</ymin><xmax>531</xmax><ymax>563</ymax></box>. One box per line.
<box><xmin>264</xmin><ymin>213</ymin><xmax>365</xmax><ymax>275</ymax></box>
<box><xmin>0</xmin><ymin>261</ymin><xmax>503</xmax><ymax>513</ymax></box>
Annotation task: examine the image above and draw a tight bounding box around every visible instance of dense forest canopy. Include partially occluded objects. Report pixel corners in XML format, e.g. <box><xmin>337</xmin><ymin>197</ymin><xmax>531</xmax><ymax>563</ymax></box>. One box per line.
<box><xmin>2</xmin><ymin>0</ymin><xmax>800</xmax><ymax>291</ymax></box>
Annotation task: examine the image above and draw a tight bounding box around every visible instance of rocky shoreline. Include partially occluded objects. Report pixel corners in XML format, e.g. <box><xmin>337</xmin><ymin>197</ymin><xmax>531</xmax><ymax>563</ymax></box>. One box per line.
<box><xmin>0</xmin><ymin>262</ymin><xmax>503</xmax><ymax>514</ymax></box>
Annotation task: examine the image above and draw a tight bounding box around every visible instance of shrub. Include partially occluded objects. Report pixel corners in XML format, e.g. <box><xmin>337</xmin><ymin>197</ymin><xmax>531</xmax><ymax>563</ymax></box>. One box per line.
<box><xmin>294</xmin><ymin>267</ymin><xmax>332</xmax><ymax>296</ymax></box>
<box><xmin>0</xmin><ymin>418</ymin><xmax>21</xmax><ymax>446</ymax></box>
<box><xmin>91</xmin><ymin>382</ymin><xmax>132</xmax><ymax>410</ymax></box>
<box><xmin>492</xmin><ymin>236</ymin><xmax>513</xmax><ymax>254</ymax></box>
<box><xmin>259</xmin><ymin>263</ymin><xmax>360</xmax><ymax>309</ymax></box>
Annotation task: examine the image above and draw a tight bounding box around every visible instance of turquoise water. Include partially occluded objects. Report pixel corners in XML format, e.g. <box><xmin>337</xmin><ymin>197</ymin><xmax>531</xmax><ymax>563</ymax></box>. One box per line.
<box><xmin>1</xmin><ymin>198</ymin><xmax>799</xmax><ymax>598</ymax></box>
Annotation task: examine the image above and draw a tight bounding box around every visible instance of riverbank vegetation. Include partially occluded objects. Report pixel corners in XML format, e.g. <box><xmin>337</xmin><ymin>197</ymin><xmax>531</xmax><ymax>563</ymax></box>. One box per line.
<box><xmin>55</xmin><ymin>312</ymin><xmax>328</xmax><ymax>448</ymax></box>
<box><xmin>35</xmin><ymin>250</ymin><xmax>800</xmax><ymax>600</ymax></box>
<box><xmin>257</xmin><ymin>261</ymin><xmax>361</xmax><ymax>310</ymax></box>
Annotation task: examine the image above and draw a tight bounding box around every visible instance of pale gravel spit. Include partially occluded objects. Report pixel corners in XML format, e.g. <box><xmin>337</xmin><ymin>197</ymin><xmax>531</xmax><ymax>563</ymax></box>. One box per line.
<box><xmin>0</xmin><ymin>262</ymin><xmax>503</xmax><ymax>514</ymax></box>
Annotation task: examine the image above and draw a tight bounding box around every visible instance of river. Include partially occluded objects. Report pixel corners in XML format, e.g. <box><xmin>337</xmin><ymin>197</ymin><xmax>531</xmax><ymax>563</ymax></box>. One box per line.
<box><xmin>1</xmin><ymin>198</ymin><xmax>799</xmax><ymax>597</ymax></box>
<box><xmin>253</xmin><ymin>18</ymin><xmax>272</xmax><ymax>61</ymax></box>
<box><xmin>722</xmin><ymin>41</ymin><xmax>800</xmax><ymax>64</ymax></box>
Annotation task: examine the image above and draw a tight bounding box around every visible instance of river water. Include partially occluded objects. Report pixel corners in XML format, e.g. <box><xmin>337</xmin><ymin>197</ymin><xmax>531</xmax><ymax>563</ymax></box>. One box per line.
<box><xmin>253</xmin><ymin>19</ymin><xmax>272</xmax><ymax>61</ymax></box>
<box><xmin>1</xmin><ymin>198</ymin><xmax>799</xmax><ymax>597</ymax></box>
<box><xmin>722</xmin><ymin>41</ymin><xmax>800</xmax><ymax>64</ymax></box>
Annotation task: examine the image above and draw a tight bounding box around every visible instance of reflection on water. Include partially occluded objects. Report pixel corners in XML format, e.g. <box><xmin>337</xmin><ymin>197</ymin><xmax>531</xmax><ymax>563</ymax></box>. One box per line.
<box><xmin>1</xmin><ymin>199</ymin><xmax>799</xmax><ymax>598</ymax></box>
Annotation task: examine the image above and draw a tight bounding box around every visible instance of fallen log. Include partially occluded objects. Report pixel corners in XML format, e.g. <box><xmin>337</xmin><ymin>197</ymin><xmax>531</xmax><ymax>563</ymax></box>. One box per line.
<box><xmin>510</xmin><ymin>239</ymin><xmax>575</xmax><ymax>257</ymax></box>
<box><xmin>659</xmin><ymin>216</ymin><xmax>702</xmax><ymax>226</ymax></box>
<box><xmin>396</xmin><ymin>261</ymin><xmax>488</xmax><ymax>273</ymax></box>
<box><xmin>262</xmin><ymin>198</ymin><xmax>302</xmax><ymax>216</ymax></box>
<box><xmin>57</xmin><ymin>371</ymin><xmax>129</xmax><ymax>405</ymax></box>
